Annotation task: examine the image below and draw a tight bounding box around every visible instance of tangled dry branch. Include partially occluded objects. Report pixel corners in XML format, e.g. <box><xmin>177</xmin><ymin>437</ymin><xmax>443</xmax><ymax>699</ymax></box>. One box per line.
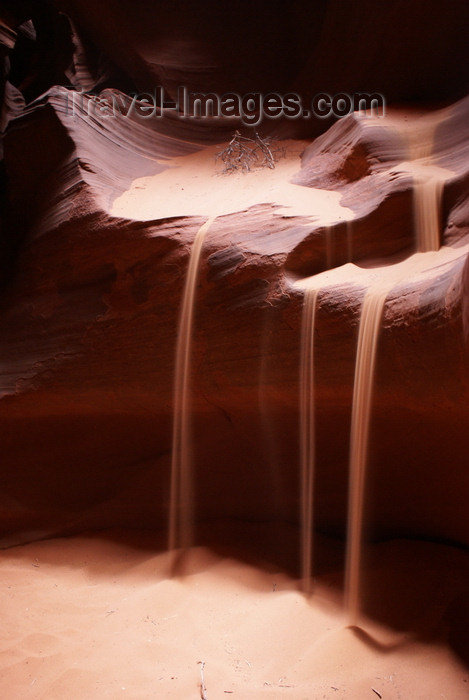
<box><xmin>216</xmin><ymin>131</ymin><xmax>286</xmax><ymax>173</ymax></box>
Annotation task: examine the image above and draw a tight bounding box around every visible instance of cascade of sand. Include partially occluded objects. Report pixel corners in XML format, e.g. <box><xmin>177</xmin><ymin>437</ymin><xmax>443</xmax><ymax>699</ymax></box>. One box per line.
<box><xmin>413</xmin><ymin>173</ymin><xmax>444</xmax><ymax>253</ymax></box>
<box><xmin>299</xmin><ymin>288</ymin><xmax>319</xmax><ymax>593</ymax></box>
<box><xmin>344</xmin><ymin>285</ymin><xmax>389</xmax><ymax>624</ymax></box>
<box><xmin>296</xmin><ymin>247</ymin><xmax>467</xmax><ymax>619</ymax></box>
<box><xmin>169</xmin><ymin>217</ymin><xmax>214</xmax><ymax>552</ymax></box>
<box><xmin>408</xmin><ymin>122</ymin><xmax>443</xmax><ymax>253</ymax></box>
<box><xmin>344</xmin><ymin>115</ymin><xmax>450</xmax><ymax>621</ymax></box>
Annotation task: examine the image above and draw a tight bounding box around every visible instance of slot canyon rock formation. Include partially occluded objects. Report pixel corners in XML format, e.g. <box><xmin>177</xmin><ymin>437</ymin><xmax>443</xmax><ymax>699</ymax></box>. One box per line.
<box><xmin>0</xmin><ymin>0</ymin><xmax>469</xmax><ymax>559</ymax></box>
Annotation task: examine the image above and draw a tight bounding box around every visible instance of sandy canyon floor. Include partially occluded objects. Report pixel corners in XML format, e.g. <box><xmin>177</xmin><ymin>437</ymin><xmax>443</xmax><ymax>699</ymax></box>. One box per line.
<box><xmin>1</xmin><ymin>530</ymin><xmax>468</xmax><ymax>700</ymax></box>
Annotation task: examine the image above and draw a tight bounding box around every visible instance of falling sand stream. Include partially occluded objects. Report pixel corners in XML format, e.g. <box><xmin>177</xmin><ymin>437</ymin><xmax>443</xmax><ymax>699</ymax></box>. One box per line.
<box><xmin>408</xmin><ymin>117</ymin><xmax>445</xmax><ymax>253</ymax></box>
<box><xmin>299</xmin><ymin>218</ymin><xmax>356</xmax><ymax>593</ymax></box>
<box><xmin>116</xmin><ymin>142</ymin><xmax>355</xmax><ymax>559</ymax></box>
<box><xmin>169</xmin><ymin>216</ymin><xmax>215</xmax><ymax>552</ymax></box>
<box><xmin>344</xmin><ymin>285</ymin><xmax>390</xmax><ymax>624</ymax></box>
<box><xmin>299</xmin><ymin>288</ymin><xmax>319</xmax><ymax>592</ymax></box>
<box><xmin>296</xmin><ymin>110</ymin><xmax>454</xmax><ymax>612</ymax></box>
<box><xmin>344</xmin><ymin>116</ymin><xmax>448</xmax><ymax>624</ymax></box>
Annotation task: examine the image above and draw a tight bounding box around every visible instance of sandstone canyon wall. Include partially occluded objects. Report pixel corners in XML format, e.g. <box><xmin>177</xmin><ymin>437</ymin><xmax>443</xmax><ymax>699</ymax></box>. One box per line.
<box><xmin>0</xmin><ymin>0</ymin><xmax>468</xmax><ymax>558</ymax></box>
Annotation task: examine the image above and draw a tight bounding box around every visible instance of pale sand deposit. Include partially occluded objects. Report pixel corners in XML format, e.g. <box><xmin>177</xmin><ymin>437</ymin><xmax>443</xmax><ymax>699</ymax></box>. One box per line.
<box><xmin>111</xmin><ymin>141</ymin><xmax>354</xmax><ymax>223</ymax></box>
<box><xmin>0</xmin><ymin>533</ymin><xmax>468</xmax><ymax>700</ymax></box>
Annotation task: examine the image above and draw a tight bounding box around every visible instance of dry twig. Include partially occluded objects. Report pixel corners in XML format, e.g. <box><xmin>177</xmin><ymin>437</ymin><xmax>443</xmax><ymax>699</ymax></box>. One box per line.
<box><xmin>198</xmin><ymin>661</ymin><xmax>208</xmax><ymax>700</ymax></box>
